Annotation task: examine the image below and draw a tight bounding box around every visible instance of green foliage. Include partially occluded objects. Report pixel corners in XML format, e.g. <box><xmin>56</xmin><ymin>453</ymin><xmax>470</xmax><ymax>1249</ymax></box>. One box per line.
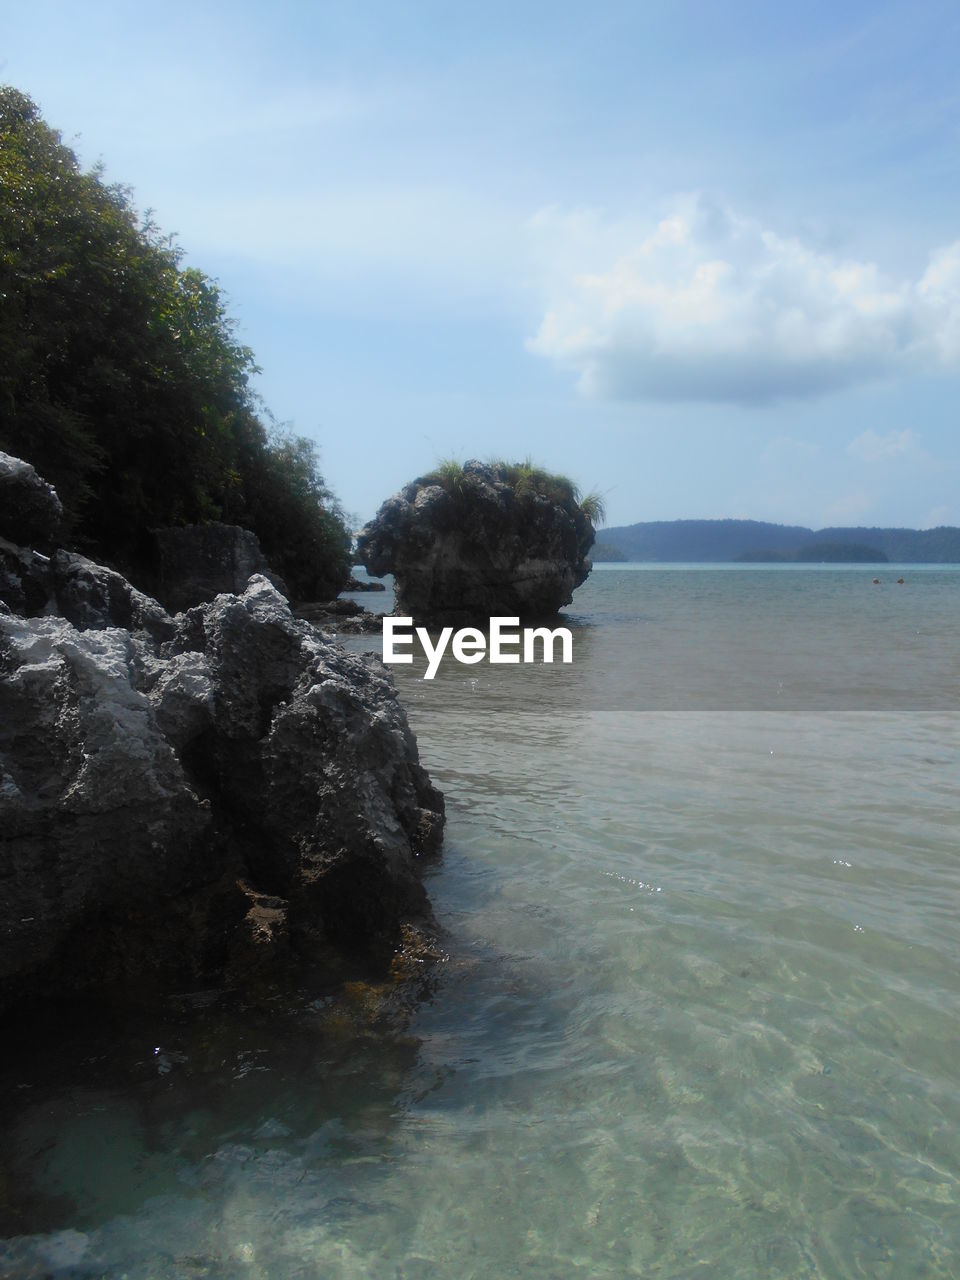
<box><xmin>421</xmin><ymin>456</ymin><xmax>604</xmax><ymax>525</ymax></box>
<box><xmin>237</xmin><ymin>429</ymin><xmax>352</xmax><ymax>598</ymax></box>
<box><xmin>577</xmin><ymin>492</ymin><xmax>606</xmax><ymax>525</ymax></box>
<box><xmin>493</xmin><ymin>457</ymin><xmax>577</xmax><ymax>506</ymax></box>
<box><xmin>425</xmin><ymin>457</ymin><xmax>467</xmax><ymax>496</ymax></box>
<box><xmin>0</xmin><ymin>86</ymin><xmax>349</xmax><ymax>597</ymax></box>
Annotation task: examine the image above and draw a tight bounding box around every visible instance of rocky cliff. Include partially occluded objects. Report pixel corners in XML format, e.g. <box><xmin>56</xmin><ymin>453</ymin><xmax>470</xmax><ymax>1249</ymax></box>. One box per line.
<box><xmin>151</xmin><ymin>520</ymin><xmax>290</xmax><ymax>612</ymax></box>
<box><xmin>0</xmin><ymin>454</ymin><xmax>444</xmax><ymax>1016</ymax></box>
<box><xmin>356</xmin><ymin>460</ymin><xmax>595</xmax><ymax>623</ymax></box>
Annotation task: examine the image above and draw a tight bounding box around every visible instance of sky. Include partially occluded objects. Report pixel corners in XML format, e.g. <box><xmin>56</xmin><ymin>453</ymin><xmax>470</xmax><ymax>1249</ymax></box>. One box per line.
<box><xmin>4</xmin><ymin>0</ymin><xmax>960</xmax><ymax>529</ymax></box>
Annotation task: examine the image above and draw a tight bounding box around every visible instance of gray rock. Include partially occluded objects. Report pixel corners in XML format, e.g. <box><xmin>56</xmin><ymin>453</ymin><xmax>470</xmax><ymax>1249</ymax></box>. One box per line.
<box><xmin>0</xmin><ymin>535</ymin><xmax>52</xmax><ymax>615</ymax></box>
<box><xmin>153</xmin><ymin>521</ymin><xmax>289</xmax><ymax>612</ymax></box>
<box><xmin>175</xmin><ymin>577</ymin><xmax>443</xmax><ymax>946</ymax></box>
<box><xmin>143</xmin><ymin>649</ymin><xmax>217</xmax><ymax>751</ymax></box>
<box><xmin>356</xmin><ymin>459</ymin><xmax>595</xmax><ymax>623</ymax></box>
<box><xmin>0</xmin><ymin>451</ymin><xmax>63</xmax><ymax>549</ymax></box>
<box><xmin>294</xmin><ymin>598</ymin><xmax>384</xmax><ymax>635</ymax></box>
<box><xmin>0</xmin><ymin>541</ymin><xmax>179</xmax><ymax>641</ymax></box>
<box><xmin>0</xmin><ymin>613</ymin><xmax>215</xmax><ymax>1007</ymax></box>
<box><xmin>52</xmin><ymin>550</ymin><xmax>178</xmax><ymax>642</ymax></box>
<box><xmin>0</xmin><ymin>572</ymin><xmax>444</xmax><ymax>1014</ymax></box>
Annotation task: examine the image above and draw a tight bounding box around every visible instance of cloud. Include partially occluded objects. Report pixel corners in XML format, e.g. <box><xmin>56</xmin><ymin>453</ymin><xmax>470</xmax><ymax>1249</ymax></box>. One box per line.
<box><xmin>527</xmin><ymin>196</ymin><xmax>960</xmax><ymax>404</ymax></box>
<box><xmin>847</xmin><ymin>429</ymin><xmax>921</xmax><ymax>462</ymax></box>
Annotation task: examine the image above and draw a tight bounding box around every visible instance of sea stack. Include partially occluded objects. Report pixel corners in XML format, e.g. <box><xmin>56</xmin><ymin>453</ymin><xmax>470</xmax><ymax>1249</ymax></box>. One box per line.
<box><xmin>357</xmin><ymin>459</ymin><xmax>597</xmax><ymax>624</ymax></box>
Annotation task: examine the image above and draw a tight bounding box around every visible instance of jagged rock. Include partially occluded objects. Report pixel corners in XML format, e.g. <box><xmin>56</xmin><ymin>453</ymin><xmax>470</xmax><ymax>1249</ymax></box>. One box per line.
<box><xmin>152</xmin><ymin>521</ymin><xmax>289</xmax><ymax>612</ymax></box>
<box><xmin>345</xmin><ymin>575</ymin><xmax>387</xmax><ymax>592</ymax></box>
<box><xmin>0</xmin><ymin>456</ymin><xmax>288</xmax><ymax>622</ymax></box>
<box><xmin>294</xmin><ymin>599</ymin><xmax>384</xmax><ymax>634</ymax></box>
<box><xmin>357</xmin><ymin>459</ymin><xmax>595</xmax><ymax>623</ymax></box>
<box><xmin>0</xmin><ymin>613</ymin><xmax>216</xmax><ymax>1008</ymax></box>
<box><xmin>0</xmin><ymin>536</ymin><xmax>52</xmax><ymax>615</ymax></box>
<box><xmin>52</xmin><ymin>550</ymin><xmax>177</xmax><ymax>642</ymax></box>
<box><xmin>0</xmin><ymin>451</ymin><xmax>63</xmax><ymax>550</ymax></box>
<box><xmin>296</xmin><ymin>597</ymin><xmax>367</xmax><ymax>619</ymax></box>
<box><xmin>314</xmin><ymin>597</ymin><xmax>368</xmax><ymax>616</ymax></box>
<box><xmin>0</xmin><ymin>453</ymin><xmax>444</xmax><ymax>1013</ymax></box>
<box><xmin>0</xmin><ymin>572</ymin><xmax>444</xmax><ymax>1015</ymax></box>
<box><xmin>0</xmin><ymin>540</ymin><xmax>177</xmax><ymax>641</ymax></box>
<box><xmin>327</xmin><ymin>613</ymin><xmax>384</xmax><ymax>635</ymax></box>
<box><xmin>160</xmin><ymin>577</ymin><xmax>444</xmax><ymax>946</ymax></box>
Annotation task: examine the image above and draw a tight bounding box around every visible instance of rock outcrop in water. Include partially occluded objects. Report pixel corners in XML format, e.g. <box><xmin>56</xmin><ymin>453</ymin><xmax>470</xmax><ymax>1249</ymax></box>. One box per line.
<box><xmin>356</xmin><ymin>460</ymin><xmax>596</xmax><ymax>623</ymax></box>
<box><xmin>0</xmin><ymin>458</ymin><xmax>444</xmax><ymax>1017</ymax></box>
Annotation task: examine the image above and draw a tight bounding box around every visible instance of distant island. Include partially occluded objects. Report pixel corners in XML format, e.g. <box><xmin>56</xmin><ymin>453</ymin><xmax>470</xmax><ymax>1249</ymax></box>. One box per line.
<box><xmin>594</xmin><ymin>519</ymin><xmax>960</xmax><ymax>563</ymax></box>
<box><xmin>736</xmin><ymin>541</ymin><xmax>887</xmax><ymax>564</ymax></box>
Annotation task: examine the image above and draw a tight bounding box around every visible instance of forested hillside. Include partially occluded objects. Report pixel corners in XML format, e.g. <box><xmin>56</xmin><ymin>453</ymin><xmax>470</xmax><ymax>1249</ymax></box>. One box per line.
<box><xmin>0</xmin><ymin>87</ymin><xmax>350</xmax><ymax>598</ymax></box>
<box><xmin>596</xmin><ymin>519</ymin><xmax>960</xmax><ymax>563</ymax></box>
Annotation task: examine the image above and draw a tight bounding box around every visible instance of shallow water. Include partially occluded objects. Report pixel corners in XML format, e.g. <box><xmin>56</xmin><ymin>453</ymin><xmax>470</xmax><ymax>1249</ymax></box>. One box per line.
<box><xmin>3</xmin><ymin>567</ymin><xmax>959</xmax><ymax>1277</ymax></box>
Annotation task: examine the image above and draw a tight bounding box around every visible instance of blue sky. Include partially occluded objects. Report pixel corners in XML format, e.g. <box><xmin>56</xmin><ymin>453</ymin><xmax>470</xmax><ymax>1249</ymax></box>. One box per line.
<box><xmin>4</xmin><ymin>1</ymin><xmax>960</xmax><ymax>528</ymax></box>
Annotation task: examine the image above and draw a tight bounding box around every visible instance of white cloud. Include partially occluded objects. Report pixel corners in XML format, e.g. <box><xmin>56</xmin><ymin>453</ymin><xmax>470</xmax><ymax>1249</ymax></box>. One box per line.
<box><xmin>846</xmin><ymin>428</ymin><xmax>921</xmax><ymax>462</ymax></box>
<box><xmin>527</xmin><ymin>196</ymin><xmax>960</xmax><ymax>404</ymax></box>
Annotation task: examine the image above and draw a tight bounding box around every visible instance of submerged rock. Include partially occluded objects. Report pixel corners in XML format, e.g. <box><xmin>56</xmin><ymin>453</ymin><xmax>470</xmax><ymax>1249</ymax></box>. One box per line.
<box><xmin>294</xmin><ymin>598</ymin><xmax>383</xmax><ymax>635</ymax></box>
<box><xmin>0</xmin><ymin>460</ymin><xmax>444</xmax><ymax>1016</ymax></box>
<box><xmin>345</xmin><ymin>574</ymin><xmax>387</xmax><ymax>592</ymax></box>
<box><xmin>356</xmin><ymin>459</ymin><xmax>595</xmax><ymax>623</ymax></box>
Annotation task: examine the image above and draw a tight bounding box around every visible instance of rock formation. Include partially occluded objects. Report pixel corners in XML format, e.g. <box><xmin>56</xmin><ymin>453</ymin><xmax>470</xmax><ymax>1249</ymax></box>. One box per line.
<box><xmin>356</xmin><ymin>460</ymin><xmax>595</xmax><ymax>623</ymax></box>
<box><xmin>295</xmin><ymin>597</ymin><xmax>384</xmax><ymax>634</ymax></box>
<box><xmin>152</xmin><ymin>520</ymin><xmax>288</xmax><ymax>611</ymax></box>
<box><xmin>0</xmin><ymin>451</ymin><xmax>63</xmax><ymax>550</ymax></box>
<box><xmin>0</xmin><ymin>458</ymin><xmax>444</xmax><ymax>1017</ymax></box>
<box><xmin>345</xmin><ymin>574</ymin><xmax>386</xmax><ymax>592</ymax></box>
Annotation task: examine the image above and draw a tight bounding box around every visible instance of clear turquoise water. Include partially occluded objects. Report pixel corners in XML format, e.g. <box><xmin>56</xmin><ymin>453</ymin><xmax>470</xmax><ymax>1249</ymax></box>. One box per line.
<box><xmin>3</xmin><ymin>567</ymin><xmax>959</xmax><ymax>1277</ymax></box>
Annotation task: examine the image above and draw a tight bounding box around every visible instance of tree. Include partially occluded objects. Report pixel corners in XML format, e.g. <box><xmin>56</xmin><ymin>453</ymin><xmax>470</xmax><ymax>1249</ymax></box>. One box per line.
<box><xmin>0</xmin><ymin>86</ymin><xmax>349</xmax><ymax>598</ymax></box>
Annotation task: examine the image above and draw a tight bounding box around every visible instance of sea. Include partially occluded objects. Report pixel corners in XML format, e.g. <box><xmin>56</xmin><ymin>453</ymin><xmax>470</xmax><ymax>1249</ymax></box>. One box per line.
<box><xmin>2</xmin><ymin>565</ymin><xmax>959</xmax><ymax>1278</ymax></box>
